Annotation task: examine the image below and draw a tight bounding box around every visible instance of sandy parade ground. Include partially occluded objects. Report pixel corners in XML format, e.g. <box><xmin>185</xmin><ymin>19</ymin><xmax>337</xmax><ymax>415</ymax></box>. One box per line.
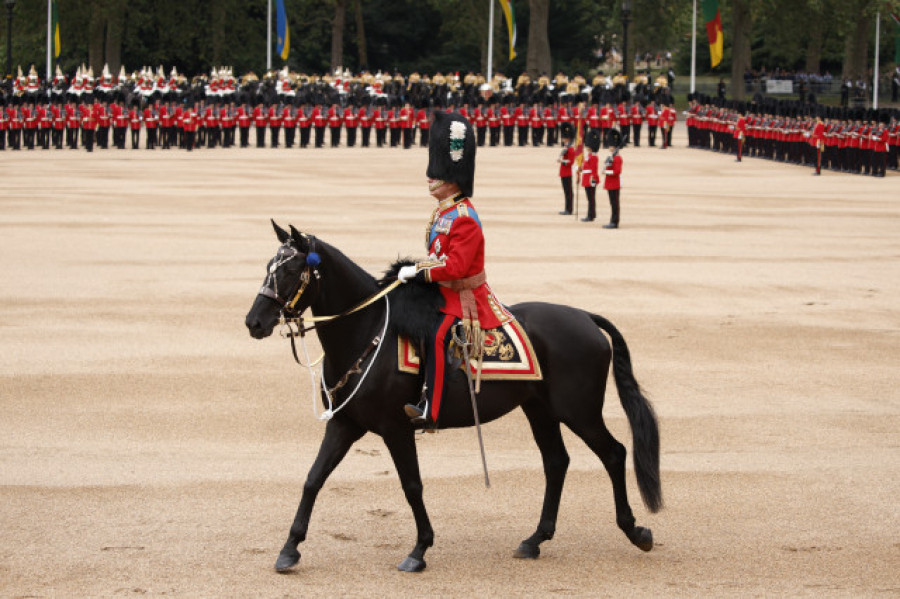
<box><xmin>1</xmin><ymin>129</ymin><xmax>898</xmax><ymax>597</ymax></box>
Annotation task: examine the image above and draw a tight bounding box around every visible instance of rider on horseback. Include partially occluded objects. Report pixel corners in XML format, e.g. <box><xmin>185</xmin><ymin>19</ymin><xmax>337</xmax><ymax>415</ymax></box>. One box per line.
<box><xmin>398</xmin><ymin>111</ymin><xmax>512</xmax><ymax>426</ymax></box>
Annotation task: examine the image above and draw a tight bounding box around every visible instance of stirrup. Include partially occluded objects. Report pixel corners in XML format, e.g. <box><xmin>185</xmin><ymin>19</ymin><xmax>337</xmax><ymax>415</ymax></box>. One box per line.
<box><xmin>404</xmin><ymin>402</ymin><xmax>428</xmax><ymax>423</ymax></box>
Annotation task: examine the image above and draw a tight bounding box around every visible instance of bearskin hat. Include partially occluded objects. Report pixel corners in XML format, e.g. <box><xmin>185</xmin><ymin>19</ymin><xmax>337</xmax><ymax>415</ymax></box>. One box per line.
<box><xmin>585</xmin><ymin>129</ymin><xmax>602</xmax><ymax>153</ymax></box>
<box><xmin>559</xmin><ymin>121</ymin><xmax>574</xmax><ymax>140</ymax></box>
<box><xmin>604</xmin><ymin>128</ymin><xmax>623</xmax><ymax>149</ymax></box>
<box><xmin>427</xmin><ymin>111</ymin><xmax>476</xmax><ymax>198</ymax></box>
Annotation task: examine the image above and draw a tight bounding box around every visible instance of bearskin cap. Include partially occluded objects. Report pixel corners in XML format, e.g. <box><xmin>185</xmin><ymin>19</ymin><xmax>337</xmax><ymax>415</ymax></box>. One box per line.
<box><xmin>585</xmin><ymin>129</ymin><xmax>602</xmax><ymax>153</ymax></box>
<box><xmin>427</xmin><ymin>111</ymin><xmax>476</xmax><ymax>198</ymax></box>
<box><xmin>604</xmin><ymin>128</ymin><xmax>623</xmax><ymax>149</ymax></box>
<box><xmin>559</xmin><ymin>121</ymin><xmax>574</xmax><ymax>140</ymax></box>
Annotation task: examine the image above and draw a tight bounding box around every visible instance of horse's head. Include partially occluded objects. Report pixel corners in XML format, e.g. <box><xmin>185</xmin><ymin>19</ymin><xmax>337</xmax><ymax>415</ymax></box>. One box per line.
<box><xmin>245</xmin><ymin>220</ymin><xmax>323</xmax><ymax>339</ymax></box>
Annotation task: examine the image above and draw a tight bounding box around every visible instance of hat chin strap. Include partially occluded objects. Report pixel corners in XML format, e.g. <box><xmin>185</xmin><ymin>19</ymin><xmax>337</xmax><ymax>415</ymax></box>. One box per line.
<box><xmin>428</xmin><ymin>179</ymin><xmax>446</xmax><ymax>193</ymax></box>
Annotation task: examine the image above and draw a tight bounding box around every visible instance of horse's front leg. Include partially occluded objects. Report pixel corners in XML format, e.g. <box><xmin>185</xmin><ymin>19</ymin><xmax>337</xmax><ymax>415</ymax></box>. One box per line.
<box><xmin>382</xmin><ymin>428</ymin><xmax>434</xmax><ymax>572</ymax></box>
<box><xmin>275</xmin><ymin>416</ymin><xmax>365</xmax><ymax>572</ymax></box>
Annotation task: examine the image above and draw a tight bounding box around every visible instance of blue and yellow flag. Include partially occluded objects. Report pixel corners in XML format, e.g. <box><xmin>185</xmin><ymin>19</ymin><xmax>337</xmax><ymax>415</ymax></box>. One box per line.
<box><xmin>276</xmin><ymin>0</ymin><xmax>290</xmax><ymax>61</ymax></box>
<box><xmin>498</xmin><ymin>0</ymin><xmax>516</xmax><ymax>61</ymax></box>
<box><xmin>51</xmin><ymin>0</ymin><xmax>60</xmax><ymax>58</ymax></box>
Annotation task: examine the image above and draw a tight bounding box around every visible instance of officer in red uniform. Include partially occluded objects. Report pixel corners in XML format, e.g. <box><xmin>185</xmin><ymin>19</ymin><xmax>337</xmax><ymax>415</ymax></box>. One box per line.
<box><xmin>556</xmin><ymin>122</ymin><xmax>578</xmax><ymax>215</ymax></box>
<box><xmin>182</xmin><ymin>103</ymin><xmax>198</xmax><ymax>151</ymax></box>
<box><xmin>268</xmin><ymin>101</ymin><xmax>282</xmax><ymax>148</ymax></box>
<box><xmin>809</xmin><ymin>115</ymin><xmax>826</xmax><ymax>175</ymax></box>
<box><xmin>400</xmin><ymin>101</ymin><xmax>415</xmax><ymax>149</ymax></box>
<box><xmin>128</xmin><ymin>101</ymin><xmax>142</xmax><ymax>149</ymax></box>
<box><xmin>237</xmin><ymin>101</ymin><xmax>251</xmax><ymax>148</ymax></box>
<box><xmin>602</xmin><ymin>130</ymin><xmax>624</xmax><ymax>229</ymax></box>
<box><xmin>398</xmin><ymin>111</ymin><xmax>512</xmax><ymax>427</ymax></box>
<box><xmin>577</xmin><ymin>130</ymin><xmax>601</xmax><ymax>222</ymax></box>
<box><xmin>327</xmin><ymin>101</ymin><xmax>343</xmax><ymax>147</ymax></box>
<box><xmin>645</xmin><ymin>101</ymin><xmax>659</xmax><ymax>146</ymax></box>
<box><xmin>253</xmin><ymin>101</ymin><xmax>268</xmax><ymax>147</ymax></box>
<box><xmin>144</xmin><ymin>102</ymin><xmax>159</xmax><ymax>149</ymax></box>
<box><xmin>343</xmin><ymin>103</ymin><xmax>358</xmax><ymax>147</ymax></box>
<box><xmin>282</xmin><ymin>103</ymin><xmax>297</xmax><ymax>148</ymax></box>
<box><xmin>416</xmin><ymin>103</ymin><xmax>430</xmax><ymax>147</ymax></box>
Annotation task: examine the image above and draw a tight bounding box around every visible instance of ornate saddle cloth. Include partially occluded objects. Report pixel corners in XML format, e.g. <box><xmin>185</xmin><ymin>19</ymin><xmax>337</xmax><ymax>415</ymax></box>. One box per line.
<box><xmin>397</xmin><ymin>319</ymin><xmax>542</xmax><ymax>381</ymax></box>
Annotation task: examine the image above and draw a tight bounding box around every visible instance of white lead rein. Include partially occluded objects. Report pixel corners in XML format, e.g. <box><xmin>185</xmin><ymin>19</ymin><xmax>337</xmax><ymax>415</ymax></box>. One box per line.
<box><xmin>297</xmin><ymin>296</ymin><xmax>391</xmax><ymax>421</ymax></box>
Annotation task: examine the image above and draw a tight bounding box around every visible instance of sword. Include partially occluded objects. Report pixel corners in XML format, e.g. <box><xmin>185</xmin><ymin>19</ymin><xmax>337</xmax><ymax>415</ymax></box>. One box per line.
<box><xmin>454</xmin><ymin>324</ymin><xmax>490</xmax><ymax>488</ymax></box>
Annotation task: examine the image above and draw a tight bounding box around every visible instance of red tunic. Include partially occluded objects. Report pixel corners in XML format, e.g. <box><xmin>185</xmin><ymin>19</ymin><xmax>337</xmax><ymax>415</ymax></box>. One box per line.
<box><xmin>416</xmin><ymin>196</ymin><xmax>511</xmax><ymax>330</ymax></box>
<box><xmin>603</xmin><ymin>154</ymin><xmax>622</xmax><ymax>191</ymax></box>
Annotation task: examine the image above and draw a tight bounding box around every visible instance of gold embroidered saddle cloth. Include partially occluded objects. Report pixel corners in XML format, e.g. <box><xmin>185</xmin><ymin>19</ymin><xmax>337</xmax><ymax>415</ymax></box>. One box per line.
<box><xmin>398</xmin><ymin>319</ymin><xmax>543</xmax><ymax>381</ymax></box>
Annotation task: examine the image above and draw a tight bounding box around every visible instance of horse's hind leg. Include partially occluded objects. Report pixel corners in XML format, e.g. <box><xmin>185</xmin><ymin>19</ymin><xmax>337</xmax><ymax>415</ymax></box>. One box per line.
<box><xmin>567</xmin><ymin>419</ymin><xmax>653</xmax><ymax>552</ymax></box>
<box><xmin>514</xmin><ymin>402</ymin><xmax>569</xmax><ymax>559</ymax></box>
<box><xmin>275</xmin><ymin>417</ymin><xmax>365</xmax><ymax>572</ymax></box>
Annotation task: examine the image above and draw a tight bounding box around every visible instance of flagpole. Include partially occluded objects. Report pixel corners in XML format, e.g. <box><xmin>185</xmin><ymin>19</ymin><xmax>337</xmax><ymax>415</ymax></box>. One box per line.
<box><xmin>46</xmin><ymin>0</ymin><xmax>51</xmax><ymax>83</ymax></box>
<box><xmin>873</xmin><ymin>11</ymin><xmax>880</xmax><ymax>110</ymax></box>
<box><xmin>487</xmin><ymin>0</ymin><xmax>495</xmax><ymax>82</ymax></box>
<box><xmin>267</xmin><ymin>0</ymin><xmax>272</xmax><ymax>71</ymax></box>
<box><xmin>690</xmin><ymin>0</ymin><xmax>696</xmax><ymax>94</ymax></box>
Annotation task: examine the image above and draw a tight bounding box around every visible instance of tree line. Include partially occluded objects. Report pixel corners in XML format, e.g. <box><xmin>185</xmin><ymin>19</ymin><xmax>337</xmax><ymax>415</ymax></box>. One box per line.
<box><xmin>2</xmin><ymin>0</ymin><xmax>898</xmax><ymax>101</ymax></box>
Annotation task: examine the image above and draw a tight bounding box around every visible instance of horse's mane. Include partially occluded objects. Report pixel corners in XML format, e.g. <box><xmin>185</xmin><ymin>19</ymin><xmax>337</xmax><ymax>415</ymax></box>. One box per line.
<box><xmin>379</xmin><ymin>259</ymin><xmax>444</xmax><ymax>345</ymax></box>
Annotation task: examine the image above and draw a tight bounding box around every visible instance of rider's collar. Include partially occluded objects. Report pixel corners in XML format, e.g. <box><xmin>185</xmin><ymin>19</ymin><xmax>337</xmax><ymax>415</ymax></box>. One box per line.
<box><xmin>437</xmin><ymin>193</ymin><xmax>465</xmax><ymax>212</ymax></box>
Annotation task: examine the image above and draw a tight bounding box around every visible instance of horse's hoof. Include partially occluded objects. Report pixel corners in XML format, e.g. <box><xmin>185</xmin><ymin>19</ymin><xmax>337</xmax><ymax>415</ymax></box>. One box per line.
<box><xmin>513</xmin><ymin>542</ymin><xmax>540</xmax><ymax>559</ymax></box>
<box><xmin>397</xmin><ymin>555</ymin><xmax>426</xmax><ymax>572</ymax></box>
<box><xmin>629</xmin><ymin>526</ymin><xmax>653</xmax><ymax>552</ymax></box>
<box><xmin>275</xmin><ymin>550</ymin><xmax>300</xmax><ymax>572</ymax></box>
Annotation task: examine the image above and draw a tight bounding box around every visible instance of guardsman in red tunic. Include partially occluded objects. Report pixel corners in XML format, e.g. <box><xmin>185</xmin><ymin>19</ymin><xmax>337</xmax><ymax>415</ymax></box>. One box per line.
<box><xmin>373</xmin><ymin>100</ymin><xmax>387</xmax><ymax>147</ymax></box>
<box><xmin>529</xmin><ymin>102</ymin><xmax>544</xmax><ymax>146</ymax></box>
<box><xmin>182</xmin><ymin>104</ymin><xmax>198</xmax><ymax>151</ymax></box>
<box><xmin>237</xmin><ymin>102</ymin><xmax>251</xmax><ymax>148</ymax></box>
<box><xmin>398</xmin><ymin>111</ymin><xmax>513</xmax><ymax>427</ymax></box>
<box><xmin>8</xmin><ymin>101</ymin><xmax>25</xmax><ymax>150</ymax></box>
<box><xmin>599</xmin><ymin>102</ymin><xmax>614</xmax><ymax>147</ymax></box>
<box><xmin>487</xmin><ymin>100</ymin><xmax>500</xmax><ymax>146</ymax></box>
<box><xmin>416</xmin><ymin>104</ymin><xmax>430</xmax><ymax>147</ymax></box>
<box><xmin>388</xmin><ymin>102</ymin><xmax>401</xmax><ymax>147</ymax></box>
<box><xmin>0</xmin><ymin>101</ymin><xmax>7</xmax><ymax>151</ymax></box>
<box><xmin>65</xmin><ymin>99</ymin><xmax>79</xmax><ymax>149</ymax></box>
<box><xmin>160</xmin><ymin>101</ymin><xmax>173</xmax><ymax>149</ymax></box>
<box><xmin>327</xmin><ymin>101</ymin><xmax>343</xmax><ymax>147</ymax></box>
<box><xmin>297</xmin><ymin>103</ymin><xmax>311</xmax><ymax>148</ymax></box>
<box><xmin>500</xmin><ymin>99</ymin><xmax>514</xmax><ymax>146</ymax></box>
<box><xmin>577</xmin><ymin>129</ymin><xmax>601</xmax><ymax>222</ymax></box>
<box><xmin>282</xmin><ymin>103</ymin><xmax>297</xmax><ymax>148</ymax></box>
<box><xmin>602</xmin><ymin>131</ymin><xmax>624</xmax><ymax>229</ymax></box>
<box><xmin>144</xmin><ymin>103</ymin><xmax>159</xmax><ymax>149</ymax></box>
<box><xmin>734</xmin><ymin>112</ymin><xmax>746</xmax><ymax>162</ymax></box>
<box><xmin>37</xmin><ymin>101</ymin><xmax>51</xmax><ymax>150</ymax></box>
<box><xmin>515</xmin><ymin>102</ymin><xmax>528</xmax><ymax>146</ymax></box>
<box><xmin>400</xmin><ymin>101</ymin><xmax>415</xmax><ymax>149</ymax></box>
<box><xmin>556</xmin><ymin>122</ymin><xmax>578</xmax><ymax>215</ymax></box>
<box><xmin>128</xmin><ymin>102</ymin><xmax>141</xmax><ymax>149</ymax></box>
<box><xmin>95</xmin><ymin>100</ymin><xmax>111</xmax><ymax>149</ymax></box>
<box><xmin>268</xmin><ymin>101</ymin><xmax>282</xmax><ymax>148</ymax></box>
<box><xmin>81</xmin><ymin>100</ymin><xmax>97</xmax><ymax>152</ymax></box>
<box><xmin>629</xmin><ymin>102</ymin><xmax>644</xmax><ymax>147</ymax></box>
<box><xmin>616</xmin><ymin>101</ymin><xmax>630</xmax><ymax>144</ymax></box>
<box><xmin>343</xmin><ymin>103</ymin><xmax>358</xmax><ymax>147</ymax></box>
<box><xmin>645</xmin><ymin>101</ymin><xmax>659</xmax><ymax>146</ymax></box>
<box><xmin>809</xmin><ymin>115</ymin><xmax>825</xmax><ymax>175</ymax></box>
<box><xmin>543</xmin><ymin>103</ymin><xmax>557</xmax><ymax>146</ymax></box>
<box><xmin>253</xmin><ymin>102</ymin><xmax>268</xmax><ymax>147</ymax></box>
<box><xmin>22</xmin><ymin>99</ymin><xmax>37</xmax><ymax>150</ymax></box>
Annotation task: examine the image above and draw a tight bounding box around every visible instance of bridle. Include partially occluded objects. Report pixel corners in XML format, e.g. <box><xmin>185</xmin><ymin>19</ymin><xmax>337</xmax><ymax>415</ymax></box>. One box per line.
<box><xmin>256</xmin><ymin>234</ymin><xmax>403</xmax><ymax>421</ymax></box>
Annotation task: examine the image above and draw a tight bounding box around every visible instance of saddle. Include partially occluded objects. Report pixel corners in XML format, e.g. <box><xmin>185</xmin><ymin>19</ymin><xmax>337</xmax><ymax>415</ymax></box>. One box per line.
<box><xmin>397</xmin><ymin>319</ymin><xmax>542</xmax><ymax>382</ymax></box>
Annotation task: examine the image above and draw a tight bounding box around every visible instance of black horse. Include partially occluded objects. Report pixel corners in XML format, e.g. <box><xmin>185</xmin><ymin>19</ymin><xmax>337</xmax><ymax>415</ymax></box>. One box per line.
<box><xmin>245</xmin><ymin>222</ymin><xmax>662</xmax><ymax>573</ymax></box>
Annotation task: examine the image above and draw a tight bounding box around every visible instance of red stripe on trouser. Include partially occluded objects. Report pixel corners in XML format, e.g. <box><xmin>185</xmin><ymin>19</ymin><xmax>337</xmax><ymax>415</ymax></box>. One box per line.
<box><xmin>429</xmin><ymin>314</ymin><xmax>457</xmax><ymax>422</ymax></box>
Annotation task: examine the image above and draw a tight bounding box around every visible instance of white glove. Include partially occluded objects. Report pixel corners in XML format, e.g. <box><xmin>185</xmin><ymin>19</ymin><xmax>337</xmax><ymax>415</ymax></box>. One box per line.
<box><xmin>398</xmin><ymin>265</ymin><xmax>418</xmax><ymax>283</ymax></box>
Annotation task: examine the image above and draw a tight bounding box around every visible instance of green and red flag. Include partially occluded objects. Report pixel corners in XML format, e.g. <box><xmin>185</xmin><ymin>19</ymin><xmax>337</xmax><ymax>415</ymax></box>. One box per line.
<box><xmin>701</xmin><ymin>0</ymin><xmax>724</xmax><ymax>68</ymax></box>
<box><xmin>51</xmin><ymin>0</ymin><xmax>60</xmax><ymax>58</ymax></box>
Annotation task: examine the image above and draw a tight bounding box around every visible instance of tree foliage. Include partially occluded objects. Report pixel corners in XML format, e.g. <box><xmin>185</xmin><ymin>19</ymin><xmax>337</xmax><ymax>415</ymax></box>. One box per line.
<box><xmin>2</xmin><ymin>0</ymin><xmax>898</xmax><ymax>82</ymax></box>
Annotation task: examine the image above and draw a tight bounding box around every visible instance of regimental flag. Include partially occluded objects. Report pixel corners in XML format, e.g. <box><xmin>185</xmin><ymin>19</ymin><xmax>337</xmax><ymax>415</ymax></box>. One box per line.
<box><xmin>574</xmin><ymin>103</ymin><xmax>585</xmax><ymax>169</ymax></box>
<box><xmin>51</xmin><ymin>0</ymin><xmax>60</xmax><ymax>58</ymax></box>
<box><xmin>701</xmin><ymin>0</ymin><xmax>724</xmax><ymax>68</ymax></box>
<box><xmin>498</xmin><ymin>0</ymin><xmax>517</xmax><ymax>61</ymax></box>
<box><xmin>276</xmin><ymin>0</ymin><xmax>290</xmax><ymax>61</ymax></box>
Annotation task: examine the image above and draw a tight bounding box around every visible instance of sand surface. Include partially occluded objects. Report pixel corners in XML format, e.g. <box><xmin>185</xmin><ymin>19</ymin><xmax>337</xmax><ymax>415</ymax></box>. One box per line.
<box><xmin>1</xmin><ymin>133</ymin><xmax>898</xmax><ymax>597</ymax></box>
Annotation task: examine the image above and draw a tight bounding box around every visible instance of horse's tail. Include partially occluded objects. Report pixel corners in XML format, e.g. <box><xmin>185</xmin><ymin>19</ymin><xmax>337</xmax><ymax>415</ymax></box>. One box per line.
<box><xmin>591</xmin><ymin>313</ymin><xmax>663</xmax><ymax>513</ymax></box>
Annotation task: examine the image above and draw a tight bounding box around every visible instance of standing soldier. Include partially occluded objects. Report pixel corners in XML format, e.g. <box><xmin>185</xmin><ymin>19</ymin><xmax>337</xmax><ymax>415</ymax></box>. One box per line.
<box><xmin>160</xmin><ymin>100</ymin><xmax>173</xmax><ymax>149</ymax></box>
<box><xmin>327</xmin><ymin>100</ymin><xmax>343</xmax><ymax>147</ymax></box>
<box><xmin>0</xmin><ymin>99</ymin><xmax>7</xmax><ymax>151</ymax></box>
<box><xmin>400</xmin><ymin>100</ymin><xmax>415</xmax><ymax>149</ymax></box>
<box><xmin>515</xmin><ymin>101</ymin><xmax>529</xmax><ymax>146</ymax></box>
<box><xmin>237</xmin><ymin>100</ymin><xmax>251</xmax><ymax>148</ymax></box>
<box><xmin>96</xmin><ymin>99</ymin><xmax>111</xmax><ymax>149</ymax></box>
<box><xmin>487</xmin><ymin>98</ymin><xmax>501</xmax><ymax>146</ymax></box>
<box><xmin>268</xmin><ymin>100</ymin><xmax>282</xmax><ymax>148</ymax></box>
<box><xmin>144</xmin><ymin>101</ymin><xmax>159</xmax><ymax>149</ymax></box>
<box><xmin>357</xmin><ymin>101</ymin><xmax>371</xmax><ymax>148</ymax></box>
<box><xmin>128</xmin><ymin>100</ymin><xmax>142</xmax><ymax>149</ymax></box>
<box><xmin>416</xmin><ymin>101</ymin><xmax>430</xmax><ymax>147</ymax></box>
<box><xmin>602</xmin><ymin>132</ymin><xmax>624</xmax><ymax>229</ymax></box>
<box><xmin>65</xmin><ymin>97</ymin><xmax>80</xmax><ymax>150</ymax></box>
<box><xmin>577</xmin><ymin>130</ymin><xmax>602</xmax><ymax>222</ymax></box>
<box><xmin>388</xmin><ymin>100</ymin><xmax>401</xmax><ymax>147</ymax></box>
<box><xmin>9</xmin><ymin>99</ymin><xmax>24</xmax><ymax>150</ymax></box>
<box><xmin>22</xmin><ymin>98</ymin><xmax>37</xmax><ymax>150</ymax></box>
<box><xmin>599</xmin><ymin>101</ymin><xmax>614</xmax><ymax>147</ymax></box>
<box><xmin>734</xmin><ymin>110</ymin><xmax>747</xmax><ymax>162</ymax></box>
<box><xmin>544</xmin><ymin>101</ymin><xmax>557</xmax><ymax>146</ymax></box>
<box><xmin>629</xmin><ymin>102</ymin><xmax>644</xmax><ymax>147</ymax></box>
<box><xmin>556</xmin><ymin>122</ymin><xmax>578</xmax><ymax>215</ymax></box>
<box><xmin>529</xmin><ymin>101</ymin><xmax>544</xmax><ymax>146</ymax></box>
<box><xmin>473</xmin><ymin>100</ymin><xmax>487</xmax><ymax>147</ymax></box>
<box><xmin>343</xmin><ymin>101</ymin><xmax>358</xmax><ymax>147</ymax></box>
<box><xmin>616</xmin><ymin>100</ymin><xmax>631</xmax><ymax>145</ymax></box>
<box><xmin>500</xmin><ymin>97</ymin><xmax>514</xmax><ymax>146</ymax></box>
<box><xmin>81</xmin><ymin>99</ymin><xmax>97</xmax><ymax>152</ymax></box>
<box><xmin>253</xmin><ymin>101</ymin><xmax>268</xmax><ymax>148</ymax></box>
<box><xmin>645</xmin><ymin>100</ymin><xmax>658</xmax><ymax>146</ymax></box>
<box><xmin>182</xmin><ymin>103</ymin><xmax>197</xmax><ymax>151</ymax></box>
<box><xmin>373</xmin><ymin>99</ymin><xmax>387</xmax><ymax>147</ymax></box>
<box><xmin>37</xmin><ymin>99</ymin><xmax>51</xmax><ymax>150</ymax></box>
<box><xmin>282</xmin><ymin>102</ymin><xmax>297</xmax><ymax>148</ymax></box>
<box><xmin>298</xmin><ymin>102</ymin><xmax>312</xmax><ymax>148</ymax></box>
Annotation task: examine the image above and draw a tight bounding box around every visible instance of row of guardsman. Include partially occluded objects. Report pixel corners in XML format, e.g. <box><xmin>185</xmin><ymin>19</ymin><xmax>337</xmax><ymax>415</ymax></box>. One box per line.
<box><xmin>1</xmin><ymin>93</ymin><xmax>682</xmax><ymax>152</ymax></box>
<box><xmin>684</xmin><ymin>94</ymin><xmax>900</xmax><ymax>176</ymax></box>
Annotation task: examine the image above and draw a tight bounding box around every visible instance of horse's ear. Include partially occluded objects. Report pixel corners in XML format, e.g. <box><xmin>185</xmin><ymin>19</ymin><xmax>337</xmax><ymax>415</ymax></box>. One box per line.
<box><xmin>289</xmin><ymin>225</ymin><xmax>308</xmax><ymax>251</ymax></box>
<box><xmin>272</xmin><ymin>219</ymin><xmax>290</xmax><ymax>244</ymax></box>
